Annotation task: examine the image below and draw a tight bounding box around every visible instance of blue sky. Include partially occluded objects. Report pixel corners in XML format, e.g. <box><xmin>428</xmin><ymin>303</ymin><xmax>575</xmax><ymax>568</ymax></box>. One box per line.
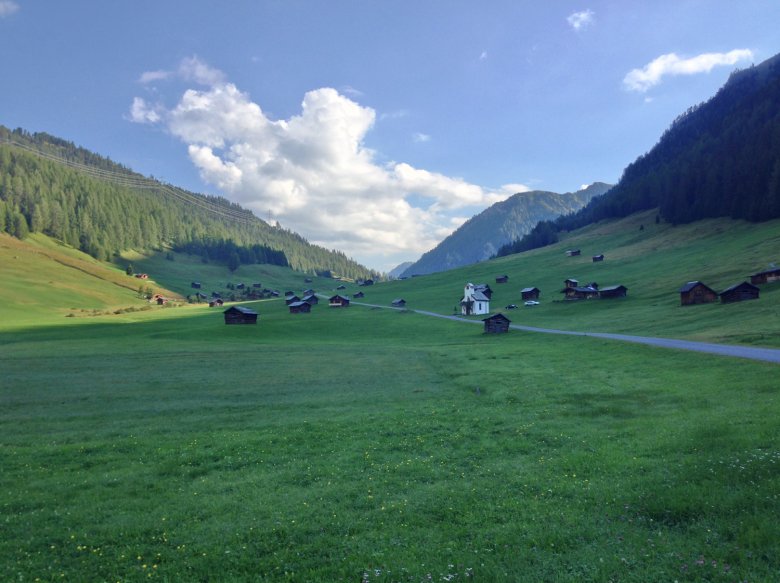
<box><xmin>2</xmin><ymin>1</ymin><xmax>778</xmax><ymax>271</ymax></box>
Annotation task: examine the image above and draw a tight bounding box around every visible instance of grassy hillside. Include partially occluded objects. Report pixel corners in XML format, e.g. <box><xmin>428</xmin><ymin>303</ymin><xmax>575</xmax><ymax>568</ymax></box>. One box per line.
<box><xmin>0</xmin><ymin>233</ymin><xmax>182</xmax><ymax>328</ymax></box>
<box><xmin>343</xmin><ymin>210</ymin><xmax>780</xmax><ymax>347</ymax></box>
<box><xmin>1</xmin><ymin>214</ymin><xmax>779</xmax><ymax>581</ymax></box>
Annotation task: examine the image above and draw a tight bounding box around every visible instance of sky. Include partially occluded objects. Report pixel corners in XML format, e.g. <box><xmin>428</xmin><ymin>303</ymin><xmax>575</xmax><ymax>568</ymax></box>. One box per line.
<box><xmin>2</xmin><ymin>1</ymin><xmax>779</xmax><ymax>272</ymax></box>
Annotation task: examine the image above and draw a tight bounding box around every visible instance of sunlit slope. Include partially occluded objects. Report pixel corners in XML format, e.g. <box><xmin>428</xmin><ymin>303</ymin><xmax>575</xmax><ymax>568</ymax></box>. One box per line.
<box><xmin>0</xmin><ymin>233</ymin><xmax>178</xmax><ymax>328</ymax></box>
<box><xmin>353</xmin><ymin>210</ymin><xmax>780</xmax><ymax>346</ymax></box>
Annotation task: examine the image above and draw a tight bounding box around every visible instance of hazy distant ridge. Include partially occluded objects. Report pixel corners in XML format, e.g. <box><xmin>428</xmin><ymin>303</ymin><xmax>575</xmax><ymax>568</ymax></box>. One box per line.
<box><xmin>402</xmin><ymin>182</ymin><xmax>611</xmax><ymax>276</ymax></box>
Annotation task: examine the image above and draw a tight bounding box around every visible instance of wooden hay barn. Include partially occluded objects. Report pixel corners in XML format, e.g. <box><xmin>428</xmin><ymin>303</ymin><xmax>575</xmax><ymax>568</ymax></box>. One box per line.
<box><xmin>521</xmin><ymin>287</ymin><xmax>540</xmax><ymax>301</ymax></box>
<box><xmin>392</xmin><ymin>298</ymin><xmax>406</xmax><ymax>308</ymax></box>
<box><xmin>719</xmin><ymin>281</ymin><xmax>760</xmax><ymax>304</ymax></box>
<box><xmin>599</xmin><ymin>284</ymin><xmax>627</xmax><ymax>299</ymax></box>
<box><xmin>191</xmin><ymin>281</ymin><xmax>201</xmax><ymax>289</ymax></box>
<box><xmin>679</xmin><ymin>281</ymin><xmax>717</xmax><ymax>306</ymax></box>
<box><xmin>749</xmin><ymin>267</ymin><xmax>780</xmax><ymax>285</ymax></box>
<box><xmin>223</xmin><ymin>306</ymin><xmax>258</xmax><ymax>325</ymax></box>
<box><xmin>285</xmin><ymin>295</ymin><xmax>301</xmax><ymax>305</ymax></box>
<box><xmin>561</xmin><ymin>286</ymin><xmax>599</xmax><ymax>300</ymax></box>
<box><xmin>288</xmin><ymin>301</ymin><xmax>312</xmax><ymax>314</ymax></box>
<box><xmin>566</xmin><ymin>249</ymin><xmax>581</xmax><ymax>256</ymax></box>
<box><xmin>564</xmin><ymin>278</ymin><xmax>578</xmax><ymax>288</ymax></box>
<box><xmin>483</xmin><ymin>313</ymin><xmax>511</xmax><ymax>334</ymax></box>
<box><xmin>353</xmin><ymin>291</ymin><xmax>365</xmax><ymax>298</ymax></box>
<box><xmin>592</xmin><ymin>254</ymin><xmax>604</xmax><ymax>262</ymax></box>
<box><xmin>301</xmin><ymin>294</ymin><xmax>318</xmax><ymax>305</ymax></box>
<box><xmin>495</xmin><ymin>275</ymin><xmax>509</xmax><ymax>284</ymax></box>
<box><xmin>329</xmin><ymin>295</ymin><xmax>350</xmax><ymax>307</ymax></box>
<box><xmin>209</xmin><ymin>298</ymin><xmax>224</xmax><ymax>307</ymax></box>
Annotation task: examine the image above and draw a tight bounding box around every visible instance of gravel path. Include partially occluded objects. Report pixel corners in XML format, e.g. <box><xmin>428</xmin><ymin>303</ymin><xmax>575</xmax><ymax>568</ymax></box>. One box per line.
<box><xmin>357</xmin><ymin>302</ymin><xmax>780</xmax><ymax>364</ymax></box>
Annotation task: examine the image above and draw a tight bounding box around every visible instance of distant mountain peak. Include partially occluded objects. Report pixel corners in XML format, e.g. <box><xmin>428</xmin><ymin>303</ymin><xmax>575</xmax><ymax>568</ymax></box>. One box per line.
<box><xmin>401</xmin><ymin>182</ymin><xmax>611</xmax><ymax>276</ymax></box>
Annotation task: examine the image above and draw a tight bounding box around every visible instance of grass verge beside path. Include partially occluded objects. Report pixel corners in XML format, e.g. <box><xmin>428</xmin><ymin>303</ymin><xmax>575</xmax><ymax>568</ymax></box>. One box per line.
<box><xmin>2</xmin><ymin>302</ymin><xmax>778</xmax><ymax>581</ymax></box>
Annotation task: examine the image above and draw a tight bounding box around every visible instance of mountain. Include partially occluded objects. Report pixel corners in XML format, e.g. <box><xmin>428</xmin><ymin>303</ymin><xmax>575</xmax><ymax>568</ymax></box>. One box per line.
<box><xmin>553</xmin><ymin>52</ymin><xmax>780</xmax><ymax>233</ymax></box>
<box><xmin>0</xmin><ymin>126</ymin><xmax>379</xmax><ymax>280</ymax></box>
<box><xmin>402</xmin><ymin>182</ymin><xmax>611</xmax><ymax>276</ymax></box>
<box><xmin>388</xmin><ymin>261</ymin><xmax>414</xmax><ymax>279</ymax></box>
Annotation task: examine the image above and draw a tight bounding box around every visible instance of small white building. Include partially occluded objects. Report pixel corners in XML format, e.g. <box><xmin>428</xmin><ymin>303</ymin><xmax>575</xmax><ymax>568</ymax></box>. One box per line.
<box><xmin>461</xmin><ymin>283</ymin><xmax>490</xmax><ymax>316</ymax></box>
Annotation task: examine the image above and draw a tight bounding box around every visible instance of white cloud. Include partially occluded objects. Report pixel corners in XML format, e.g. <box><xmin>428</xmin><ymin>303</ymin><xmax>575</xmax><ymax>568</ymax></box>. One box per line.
<box><xmin>479</xmin><ymin>50</ymin><xmax>488</xmax><ymax>61</ymax></box>
<box><xmin>128</xmin><ymin>57</ymin><xmax>527</xmax><ymax>270</ymax></box>
<box><xmin>0</xmin><ymin>1</ymin><xmax>19</xmax><ymax>17</ymax></box>
<box><xmin>623</xmin><ymin>49</ymin><xmax>754</xmax><ymax>92</ymax></box>
<box><xmin>178</xmin><ymin>56</ymin><xmax>226</xmax><ymax>86</ymax></box>
<box><xmin>139</xmin><ymin>70</ymin><xmax>171</xmax><ymax>84</ymax></box>
<box><xmin>567</xmin><ymin>9</ymin><xmax>594</xmax><ymax>31</ymax></box>
<box><xmin>127</xmin><ymin>97</ymin><xmax>164</xmax><ymax>124</ymax></box>
<box><xmin>412</xmin><ymin>132</ymin><xmax>431</xmax><ymax>143</ymax></box>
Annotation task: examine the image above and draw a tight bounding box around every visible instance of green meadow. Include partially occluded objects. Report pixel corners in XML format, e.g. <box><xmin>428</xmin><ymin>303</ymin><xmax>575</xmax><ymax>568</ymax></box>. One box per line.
<box><xmin>1</xmin><ymin>213</ymin><xmax>779</xmax><ymax>582</ymax></box>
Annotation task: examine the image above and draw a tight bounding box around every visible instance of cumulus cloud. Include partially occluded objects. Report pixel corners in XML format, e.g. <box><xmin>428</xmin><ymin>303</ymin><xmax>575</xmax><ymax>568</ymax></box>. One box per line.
<box><xmin>127</xmin><ymin>97</ymin><xmax>164</xmax><ymax>124</ymax></box>
<box><xmin>129</xmin><ymin>57</ymin><xmax>527</xmax><ymax>270</ymax></box>
<box><xmin>0</xmin><ymin>1</ymin><xmax>19</xmax><ymax>17</ymax></box>
<box><xmin>623</xmin><ymin>49</ymin><xmax>754</xmax><ymax>92</ymax></box>
<box><xmin>567</xmin><ymin>9</ymin><xmax>594</xmax><ymax>31</ymax></box>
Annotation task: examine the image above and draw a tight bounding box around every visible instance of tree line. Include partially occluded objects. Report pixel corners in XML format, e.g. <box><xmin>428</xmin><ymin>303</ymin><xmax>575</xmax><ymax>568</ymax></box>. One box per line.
<box><xmin>0</xmin><ymin>126</ymin><xmax>380</xmax><ymax>280</ymax></box>
<box><xmin>497</xmin><ymin>56</ymin><xmax>780</xmax><ymax>258</ymax></box>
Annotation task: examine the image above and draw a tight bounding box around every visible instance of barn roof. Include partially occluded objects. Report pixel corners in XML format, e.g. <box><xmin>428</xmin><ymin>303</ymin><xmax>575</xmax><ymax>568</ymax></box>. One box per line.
<box><xmin>720</xmin><ymin>281</ymin><xmax>759</xmax><ymax>294</ymax></box>
<box><xmin>224</xmin><ymin>306</ymin><xmax>257</xmax><ymax>315</ymax></box>
<box><xmin>600</xmin><ymin>285</ymin><xmax>627</xmax><ymax>292</ymax></box>
<box><xmin>482</xmin><ymin>313</ymin><xmax>511</xmax><ymax>323</ymax></box>
<box><xmin>679</xmin><ymin>281</ymin><xmax>714</xmax><ymax>293</ymax></box>
<box><xmin>288</xmin><ymin>301</ymin><xmax>309</xmax><ymax>308</ymax></box>
<box><xmin>521</xmin><ymin>287</ymin><xmax>540</xmax><ymax>293</ymax></box>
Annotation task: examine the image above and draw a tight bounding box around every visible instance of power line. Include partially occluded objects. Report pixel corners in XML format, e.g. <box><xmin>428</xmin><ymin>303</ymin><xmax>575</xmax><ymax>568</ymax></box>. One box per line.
<box><xmin>0</xmin><ymin>137</ymin><xmax>263</xmax><ymax>226</ymax></box>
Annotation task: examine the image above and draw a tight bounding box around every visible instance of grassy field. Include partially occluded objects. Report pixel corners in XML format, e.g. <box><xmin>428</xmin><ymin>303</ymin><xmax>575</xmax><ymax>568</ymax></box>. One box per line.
<box><xmin>1</xmin><ymin>215</ymin><xmax>779</xmax><ymax>581</ymax></box>
<box><xmin>331</xmin><ymin>211</ymin><xmax>780</xmax><ymax>347</ymax></box>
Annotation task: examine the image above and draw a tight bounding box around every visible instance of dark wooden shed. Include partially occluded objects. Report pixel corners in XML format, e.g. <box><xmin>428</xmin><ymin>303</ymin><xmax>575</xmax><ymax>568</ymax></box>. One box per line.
<box><xmin>483</xmin><ymin>313</ymin><xmax>511</xmax><ymax>334</ymax></box>
<box><xmin>329</xmin><ymin>295</ymin><xmax>350</xmax><ymax>307</ymax></box>
<box><xmin>719</xmin><ymin>281</ymin><xmax>760</xmax><ymax>304</ymax></box>
<box><xmin>392</xmin><ymin>298</ymin><xmax>406</xmax><ymax>308</ymax></box>
<box><xmin>566</xmin><ymin>249</ymin><xmax>581</xmax><ymax>256</ymax></box>
<box><xmin>561</xmin><ymin>286</ymin><xmax>599</xmax><ymax>300</ymax></box>
<box><xmin>223</xmin><ymin>306</ymin><xmax>258</xmax><ymax>325</ymax></box>
<box><xmin>353</xmin><ymin>291</ymin><xmax>365</xmax><ymax>298</ymax></box>
<box><xmin>285</xmin><ymin>295</ymin><xmax>301</xmax><ymax>305</ymax></box>
<box><xmin>521</xmin><ymin>287</ymin><xmax>540</xmax><ymax>301</ymax></box>
<box><xmin>679</xmin><ymin>281</ymin><xmax>717</xmax><ymax>306</ymax></box>
<box><xmin>495</xmin><ymin>275</ymin><xmax>509</xmax><ymax>284</ymax></box>
<box><xmin>592</xmin><ymin>254</ymin><xmax>604</xmax><ymax>262</ymax></box>
<box><xmin>208</xmin><ymin>298</ymin><xmax>224</xmax><ymax>307</ymax></box>
<box><xmin>599</xmin><ymin>285</ymin><xmax>627</xmax><ymax>299</ymax></box>
<box><xmin>301</xmin><ymin>294</ymin><xmax>318</xmax><ymax>305</ymax></box>
<box><xmin>191</xmin><ymin>281</ymin><xmax>201</xmax><ymax>289</ymax></box>
<box><xmin>288</xmin><ymin>301</ymin><xmax>312</xmax><ymax>314</ymax></box>
<box><xmin>749</xmin><ymin>267</ymin><xmax>780</xmax><ymax>285</ymax></box>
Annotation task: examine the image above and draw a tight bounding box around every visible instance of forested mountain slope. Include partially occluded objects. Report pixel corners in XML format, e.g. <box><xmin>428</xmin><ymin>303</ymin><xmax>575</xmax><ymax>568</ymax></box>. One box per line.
<box><xmin>0</xmin><ymin>126</ymin><xmax>378</xmax><ymax>280</ymax></box>
<box><xmin>559</xmin><ymin>53</ymin><xmax>780</xmax><ymax>231</ymax></box>
<box><xmin>498</xmin><ymin>52</ymin><xmax>780</xmax><ymax>258</ymax></box>
<box><xmin>403</xmin><ymin>182</ymin><xmax>610</xmax><ymax>276</ymax></box>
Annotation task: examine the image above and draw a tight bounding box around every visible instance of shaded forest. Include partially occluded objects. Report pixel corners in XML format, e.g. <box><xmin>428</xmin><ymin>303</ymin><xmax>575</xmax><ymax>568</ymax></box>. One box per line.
<box><xmin>0</xmin><ymin>126</ymin><xmax>379</xmax><ymax>280</ymax></box>
<box><xmin>498</xmin><ymin>53</ymin><xmax>780</xmax><ymax>258</ymax></box>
